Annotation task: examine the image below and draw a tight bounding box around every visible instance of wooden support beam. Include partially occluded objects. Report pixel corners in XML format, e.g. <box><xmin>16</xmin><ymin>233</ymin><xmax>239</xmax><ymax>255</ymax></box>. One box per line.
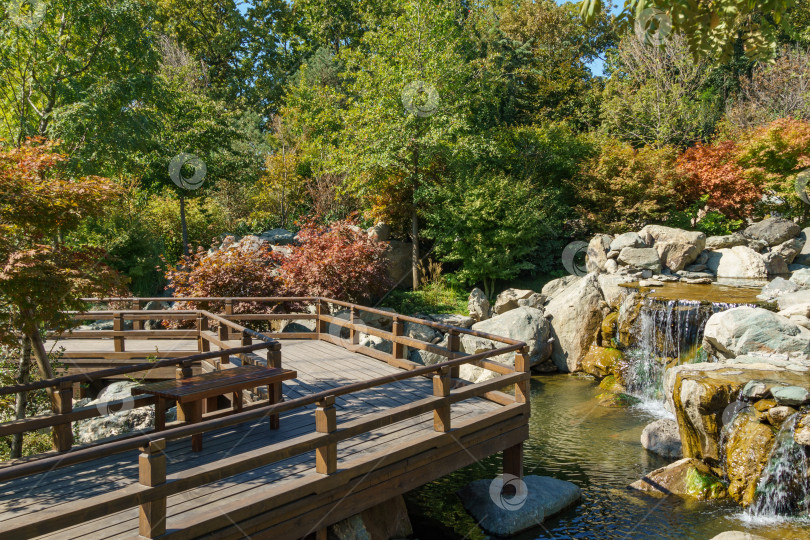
<box><xmin>514</xmin><ymin>347</ymin><xmax>530</xmax><ymax>406</ymax></box>
<box><xmin>316</xmin><ymin>299</ymin><xmax>329</xmax><ymax>335</ymax></box>
<box><xmin>52</xmin><ymin>381</ymin><xmax>73</xmax><ymax>452</ymax></box>
<box><xmin>138</xmin><ymin>438</ymin><xmax>167</xmax><ymax>538</ymax></box>
<box><xmin>224</xmin><ymin>299</ymin><xmax>234</xmax><ymax>340</ymax></box>
<box><xmin>433</xmin><ymin>367</ymin><xmax>451</xmax><ymax>432</ymax></box>
<box><xmin>267</xmin><ymin>349</ymin><xmax>282</xmax><ymax>429</ymax></box>
<box><xmin>315</xmin><ymin>396</ymin><xmax>337</xmax><ymax>474</ymax></box>
<box><xmin>131</xmin><ymin>300</ymin><xmax>143</xmax><ymax>331</ymax></box>
<box><xmin>503</xmin><ymin>443</ymin><xmax>523</xmax><ymax>480</ymax></box>
<box><xmin>348</xmin><ymin>306</ymin><xmax>358</xmax><ymax>347</ymax></box>
<box><xmin>113</xmin><ymin>313</ymin><xmax>125</xmax><ymax>352</ymax></box>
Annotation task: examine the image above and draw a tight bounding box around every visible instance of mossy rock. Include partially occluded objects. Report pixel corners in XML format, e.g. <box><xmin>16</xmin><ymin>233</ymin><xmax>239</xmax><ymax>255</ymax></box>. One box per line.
<box><xmin>600</xmin><ymin>311</ymin><xmax>619</xmax><ymax>345</ymax></box>
<box><xmin>598</xmin><ymin>374</ymin><xmax>626</xmax><ymax>393</ymax></box>
<box><xmin>597</xmin><ymin>392</ymin><xmax>640</xmax><ymax>408</ymax></box>
<box><xmin>685</xmin><ymin>466</ymin><xmax>728</xmax><ymax>500</ymax></box>
<box><xmin>724</xmin><ymin>411</ymin><xmax>776</xmax><ymax>506</ymax></box>
<box><xmin>582</xmin><ymin>345</ymin><xmax>623</xmax><ymax>379</ymax></box>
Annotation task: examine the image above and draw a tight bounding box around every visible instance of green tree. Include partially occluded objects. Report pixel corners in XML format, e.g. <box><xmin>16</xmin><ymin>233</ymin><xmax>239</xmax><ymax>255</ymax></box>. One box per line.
<box><xmin>339</xmin><ymin>0</ymin><xmax>475</xmax><ymax>289</ymax></box>
<box><xmin>423</xmin><ymin>173</ymin><xmax>543</xmax><ymax>298</ymax></box>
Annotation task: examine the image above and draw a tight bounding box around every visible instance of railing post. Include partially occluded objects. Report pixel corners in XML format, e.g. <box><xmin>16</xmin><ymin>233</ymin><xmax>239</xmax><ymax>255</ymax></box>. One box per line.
<box><xmin>132</xmin><ymin>300</ymin><xmax>143</xmax><ymax>331</ymax></box>
<box><xmin>315</xmin><ymin>396</ymin><xmax>337</xmax><ymax>474</ymax></box>
<box><xmin>217</xmin><ymin>319</ymin><xmax>230</xmax><ymax>365</ymax></box>
<box><xmin>391</xmin><ymin>316</ymin><xmax>405</xmax><ymax>360</ymax></box>
<box><xmin>447</xmin><ymin>330</ymin><xmax>460</xmax><ymax>379</ymax></box>
<box><xmin>316</xmin><ymin>299</ymin><xmax>329</xmax><ymax>335</ymax></box>
<box><xmin>224</xmin><ymin>299</ymin><xmax>234</xmax><ymax>340</ymax></box>
<box><xmin>113</xmin><ymin>312</ymin><xmax>125</xmax><ymax>352</ymax></box>
<box><xmin>349</xmin><ymin>306</ymin><xmax>359</xmax><ymax>347</ymax></box>
<box><xmin>138</xmin><ymin>438</ymin><xmax>167</xmax><ymax>538</ymax></box>
<box><xmin>197</xmin><ymin>314</ymin><xmax>209</xmax><ymax>353</ymax></box>
<box><xmin>267</xmin><ymin>348</ymin><xmax>282</xmax><ymax>428</ymax></box>
<box><xmin>53</xmin><ymin>381</ymin><xmax>73</xmax><ymax>452</ymax></box>
<box><xmin>433</xmin><ymin>367</ymin><xmax>451</xmax><ymax>432</ymax></box>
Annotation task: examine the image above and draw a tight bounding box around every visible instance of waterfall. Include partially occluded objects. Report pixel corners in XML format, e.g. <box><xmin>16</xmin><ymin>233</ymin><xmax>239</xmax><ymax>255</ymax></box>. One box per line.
<box><xmin>748</xmin><ymin>414</ymin><xmax>810</xmax><ymax>518</ymax></box>
<box><xmin>624</xmin><ymin>297</ymin><xmax>751</xmax><ymax>402</ymax></box>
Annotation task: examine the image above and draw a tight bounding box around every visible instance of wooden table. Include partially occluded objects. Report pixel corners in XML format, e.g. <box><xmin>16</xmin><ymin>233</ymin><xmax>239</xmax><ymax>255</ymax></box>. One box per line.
<box><xmin>132</xmin><ymin>365</ymin><xmax>297</xmax><ymax>451</ymax></box>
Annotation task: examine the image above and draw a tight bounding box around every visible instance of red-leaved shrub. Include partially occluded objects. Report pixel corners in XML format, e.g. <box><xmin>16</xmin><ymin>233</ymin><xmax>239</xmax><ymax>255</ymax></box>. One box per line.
<box><xmin>677</xmin><ymin>141</ymin><xmax>762</xmax><ymax>219</ymax></box>
<box><xmin>164</xmin><ymin>244</ymin><xmax>287</xmax><ymax>320</ymax></box>
<box><xmin>280</xmin><ymin>219</ymin><xmax>391</xmax><ymax>303</ymax></box>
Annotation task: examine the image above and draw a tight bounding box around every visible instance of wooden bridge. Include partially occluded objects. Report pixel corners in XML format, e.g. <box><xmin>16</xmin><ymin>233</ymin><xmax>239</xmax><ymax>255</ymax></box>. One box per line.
<box><xmin>0</xmin><ymin>297</ymin><xmax>530</xmax><ymax>540</ymax></box>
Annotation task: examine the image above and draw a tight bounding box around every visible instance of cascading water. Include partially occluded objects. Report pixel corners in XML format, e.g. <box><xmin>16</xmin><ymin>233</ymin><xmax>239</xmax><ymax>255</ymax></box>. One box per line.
<box><xmin>748</xmin><ymin>414</ymin><xmax>810</xmax><ymax>518</ymax></box>
<box><xmin>623</xmin><ymin>297</ymin><xmax>752</xmax><ymax>403</ymax></box>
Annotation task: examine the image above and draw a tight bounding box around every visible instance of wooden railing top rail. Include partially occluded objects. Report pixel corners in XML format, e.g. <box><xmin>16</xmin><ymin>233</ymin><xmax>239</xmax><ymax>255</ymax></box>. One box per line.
<box><xmin>79</xmin><ymin>296</ymin><xmax>522</xmax><ymax>346</ymax></box>
<box><xmin>0</xmin><ymin>342</ymin><xmax>524</xmax><ymax>483</ymax></box>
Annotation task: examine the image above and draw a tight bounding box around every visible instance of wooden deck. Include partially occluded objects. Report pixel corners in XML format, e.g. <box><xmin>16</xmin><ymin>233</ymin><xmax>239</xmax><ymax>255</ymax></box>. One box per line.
<box><xmin>1</xmin><ymin>339</ymin><xmax>525</xmax><ymax>539</ymax></box>
<box><xmin>0</xmin><ymin>299</ymin><xmax>530</xmax><ymax>540</ymax></box>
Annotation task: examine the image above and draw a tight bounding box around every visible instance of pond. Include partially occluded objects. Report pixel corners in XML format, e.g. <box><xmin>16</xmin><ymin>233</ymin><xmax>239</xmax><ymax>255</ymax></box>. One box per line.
<box><xmin>406</xmin><ymin>374</ymin><xmax>810</xmax><ymax>540</ymax></box>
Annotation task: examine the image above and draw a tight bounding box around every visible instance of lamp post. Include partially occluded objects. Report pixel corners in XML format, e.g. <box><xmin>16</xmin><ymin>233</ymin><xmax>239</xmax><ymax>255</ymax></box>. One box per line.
<box><xmin>168</xmin><ymin>153</ymin><xmax>207</xmax><ymax>256</ymax></box>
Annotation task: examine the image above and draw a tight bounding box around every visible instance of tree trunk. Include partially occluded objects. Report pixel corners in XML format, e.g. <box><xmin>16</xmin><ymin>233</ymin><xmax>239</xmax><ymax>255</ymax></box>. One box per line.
<box><xmin>411</xmin><ymin>206</ymin><xmax>420</xmax><ymax>290</ymax></box>
<box><xmin>180</xmin><ymin>194</ymin><xmax>190</xmax><ymax>256</ymax></box>
<box><xmin>10</xmin><ymin>339</ymin><xmax>32</xmax><ymax>459</ymax></box>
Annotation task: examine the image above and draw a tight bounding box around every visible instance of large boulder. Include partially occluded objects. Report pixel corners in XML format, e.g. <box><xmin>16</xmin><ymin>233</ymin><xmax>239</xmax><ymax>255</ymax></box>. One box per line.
<box><xmin>544</xmin><ymin>273</ymin><xmax>608</xmax><ymax>372</ymax></box>
<box><xmin>426</xmin><ymin>313</ymin><xmax>475</xmax><ymax>329</ymax></box>
<box><xmin>629</xmin><ymin>458</ymin><xmax>726</xmax><ymax>500</ymax></box>
<box><xmin>458</xmin><ymin>475</ymin><xmax>581</xmax><ymax>537</ymax></box>
<box><xmin>617</xmin><ymin>247</ymin><xmax>662</xmax><ymax>273</ymax></box>
<box><xmin>773</xmin><ymin>236</ymin><xmax>805</xmax><ymax>264</ymax></box>
<box><xmin>494</xmin><ymin>288</ymin><xmax>539</xmax><ymax>315</ymax></box>
<box><xmin>641</xmin><ymin>418</ymin><xmax>683</xmax><ymax>459</ymax></box>
<box><xmin>366</xmin><ymin>222</ymin><xmax>391</xmax><ymax>242</ymax></box>
<box><xmin>258</xmin><ymin>228</ymin><xmax>295</xmax><ymax>245</ymax></box>
<box><xmin>75</xmin><ymin>381</ymin><xmax>175</xmax><ymax>444</ymax></box>
<box><xmin>744</xmin><ymin>217</ymin><xmax>801</xmax><ymax>247</ymax></box>
<box><xmin>710</xmin><ymin>533</ymin><xmax>768</xmax><ymax>540</ymax></box>
<box><xmin>664</xmin><ymin>362</ymin><xmax>808</xmax><ymax>466</ymax></box>
<box><xmin>468</xmin><ymin>288</ymin><xmax>491</xmax><ymax>322</ymax></box>
<box><xmin>761</xmin><ymin>251</ymin><xmax>790</xmax><ymax>276</ymax></box>
<box><xmin>639</xmin><ymin>225</ymin><xmax>706</xmax><ymax>271</ymax></box>
<box><xmin>777</xmin><ymin>303</ymin><xmax>810</xmax><ymax>330</ymax></box>
<box><xmin>705</xmin><ymin>246</ymin><xmax>767</xmax><ymax>279</ymax></box>
<box><xmin>702</xmin><ymin>306</ymin><xmax>810</xmax><ymax>363</ymax></box>
<box><xmin>581</xmin><ymin>345</ymin><xmax>623</xmax><ymax>379</ymax></box>
<box><xmin>790</xmin><ymin>267</ymin><xmax>810</xmax><ymax>288</ymax></box>
<box><xmin>586</xmin><ymin>234</ymin><xmax>612</xmax><ymax>273</ymax></box>
<box><xmin>776</xmin><ymin>289</ymin><xmax>810</xmax><ymax>310</ymax></box>
<box><xmin>610</xmin><ymin>232</ymin><xmax>646</xmax><ymax>252</ymax></box>
<box><xmin>541</xmin><ymin>275</ymin><xmax>581</xmax><ymax>302</ymax></box>
<box><xmin>459</xmin><ymin>307</ymin><xmax>551</xmax><ymax>382</ymax></box>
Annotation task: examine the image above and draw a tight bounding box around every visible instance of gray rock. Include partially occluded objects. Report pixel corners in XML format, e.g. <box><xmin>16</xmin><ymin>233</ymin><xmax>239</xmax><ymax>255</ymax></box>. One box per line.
<box><xmin>386</xmin><ymin>240</ymin><xmax>414</xmax><ymax>289</ymax></box>
<box><xmin>702</xmin><ymin>307</ymin><xmax>810</xmax><ymax>362</ymax></box>
<box><xmin>789</xmin><ymin>264</ymin><xmax>810</xmax><ymax>272</ymax></box>
<box><xmin>468</xmin><ymin>288</ymin><xmax>491</xmax><ymax>322</ymax></box>
<box><xmin>610</xmin><ymin>232</ymin><xmax>646</xmax><ymax>252</ymax></box>
<box><xmin>617</xmin><ymin>247</ymin><xmax>662</xmax><ymax>273</ymax></box>
<box><xmin>366</xmin><ymin>222</ymin><xmax>391</xmax><ymax>242</ymax></box>
<box><xmin>773</xmin><ymin>237</ymin><xmax>805</xmax><ymax>264</ymax></box>
<box><xmin>639</xmin><ymin>279</ymin><xmax>664</xmax><ymax>287</ymax></box>
<box><xmin>259</xmin><ymin>228</ymin><xmax>295</xmax><ymax>245</ymax></box>
<box><xmin>741</xmin><ymin>380</ymin><xmax>771</xmax><ymax>399</ymax></box>
<box><xmin>762</xmin><ymin>252</ymin><xmax>790</xmax><ymax>276</ymax></box>
<box><xmin>771</xmin><ymin>385</ymin><xmax>810</xmax><ymax>406</ymax></box>
<box><xmin>791</xmin><ymin>268</ymin><xmax>810</xmax><ymax>288</ymax></box>
<box><xmin>746</xmin><ymin>238</ymin><xmax>769</xmax><ymax>252</ymax></box>
<box><xmin>776</xmin><ymin>289</ymin><xmax>810</xmax><ymax>310</ymax></box>
<box><xmin>794</xmin><ymin>227</ymin><xmax>810</xmax><ymax>266</ymax></box>
<box><xmin>409</xmin><ymin>334</ymin><xmax>450</xmax><ymax>366</ymax></box>
<box><xmin>541</xmin><ymin>275</ymin><xmax>581</xmax><ymax>302</ymax></box>
<box><xmin>638</xmin><ymin>225</ymin><xmax>706</xmax><ymax>271</ymax></box>
<box><xmin>709</xmin><ymin>532</ymin><xmax>767</xmax><ymax>540</ymax></box>
<box><xmin>705</xmin><ymin>246</ymin><xmax>767</xmax><ymax>279</ymax></box>
<box><xmin>606</xmin><ymin>250</ymin><xmax>620</xmax><ymax>260</ymax></box>
<box><xmin>778</xmin><ymin>303</ymin><xmax>810</xmax><ymax>330</ymax></box>
<box><xmin>330</xmin><ymin>495</ymin><xmax>412</xmax><ymax>540</ymax></box>
<box><xmin>684</xmin><ymin>264</ymin><xmax>707</xmax><ymax>272</ymax></box>
<box><xmin>744</xmin><ymin>217</ymin><xmax>801</xmax><ymax>247</ymax></box>
<box><xmin>586</xmin><ymin>234</ymin><xmax>612</xmax><ymax>273</ymax></box>
<box><xmin>458</xmin><ymin>476</ymin><xmax>581</xmax><ymax>537</ymax></box>
<box><xmin>427</xmin><ymin>313</ymin><xmax>475</xmax><ymax>329</ymax></box>
<box><xmin>677</xmin><ymin>271</ymin><xmax>715</xmax><ymax>280</ymax></box>
<box><xmin>459</xmin><ymin>307</ymin><xmax>551</xmax><ymax>382</ymax></box>
<box><xmin>706</xmin><ymin>233</ymin><xmax>748</xmax><ymax>250</ymax></box>
<box><xmin>756</xmin><ymin>277</ymin><xmax>799</xmax><ymax>301</ymax></box>
<box><xmin>641</xmin><ymin>418</ymin><xmax>683</xmax><ymax>459</ymax></box>
<box><xmin>545</xmin><ymin>273</ymin><xmax>608</xmax><ymax>372</ymax></box>
<box><xmin>358</xmin><ymin>333</ymin><xmax>393</xmax><ymax>354</ymax></box>
<box><xmin>494</xmin><ymin>288</ymin><xmax>538</xmax><ymax>315</ymax></box>
<box><xmin>597</xmin><ymin>274</ymin><xmax>634</xmax><ymax>308</ymax></box>
<box><xmin>281</xmin><ymin>320</ymin><xmax>316</xmax><ymax>333</ymax></box>
<box><xmin>695</xmin><ymin>250</ymin><xmax>710</xmax><ymax>265</ymax></box>
<box><xmin>517</xmin><ymin>293</ymin><xmax>546</xmax><ymax>310</ymax></box>
<box><xmin>404</xmin><ymin>321</ymin><xmax>440</xmax><ymax>344</ymax></box>
<box><xmin>767</xmin><ymin>406</ymin><xmax>797</xmax><ymax>425</ymax></box>
<box><xmin>683</xmin><ymin>277</ymin><xmax>713</xmax><ymax>284</ymax></box>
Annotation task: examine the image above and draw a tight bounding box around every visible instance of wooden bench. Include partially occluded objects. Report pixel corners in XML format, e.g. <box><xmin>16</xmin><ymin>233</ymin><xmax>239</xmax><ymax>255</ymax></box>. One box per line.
<box><xmin>132</xmin><ymin>365</ymin><xmax>297</xmax><ymax>451</ymax></box>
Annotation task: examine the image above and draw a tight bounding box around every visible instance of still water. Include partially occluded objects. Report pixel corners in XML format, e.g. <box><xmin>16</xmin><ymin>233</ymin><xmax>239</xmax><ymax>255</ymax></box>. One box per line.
<box><xmin>406</xmin><ymin>374</ymin><xmax>810</xmax><ymax>540</ymax></box>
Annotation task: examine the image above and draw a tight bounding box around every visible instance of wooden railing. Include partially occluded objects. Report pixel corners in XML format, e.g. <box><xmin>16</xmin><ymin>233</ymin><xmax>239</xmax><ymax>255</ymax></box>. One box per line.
<box><xmin>0</xmin><ymin>297</ymin><xmax>530</xmax><ymax>539</ymax></box>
